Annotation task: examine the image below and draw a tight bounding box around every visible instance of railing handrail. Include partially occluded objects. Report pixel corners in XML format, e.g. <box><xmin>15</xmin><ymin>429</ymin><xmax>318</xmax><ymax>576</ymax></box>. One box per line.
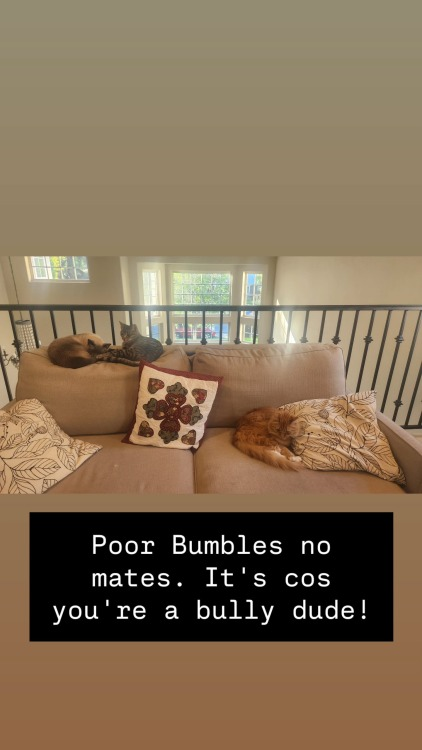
<box><xmin>1</xmin><ymin>303</ymin><xmax>421</xmax><ymax>312</ymax></box>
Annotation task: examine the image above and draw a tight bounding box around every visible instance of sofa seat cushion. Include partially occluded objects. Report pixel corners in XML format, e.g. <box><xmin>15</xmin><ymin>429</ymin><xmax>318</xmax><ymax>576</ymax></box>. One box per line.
<box><xmin>15</xmin><ymin>345</ymin><xmax>191</xmax><ymax>436</ymax></box>
<box><xmin>192</xmin><ymin>343</ymin><xmax>346</xmax><ymax>428</ymax></box>
<box><xmin>45</xmin><ymin>433</ymin><xmax>195</xmax><ymax>494</ymax></box>
<box><xmin>194</xmin><ymin>428</ymin><xmax>405</xmax><ymax>494</ymax></box>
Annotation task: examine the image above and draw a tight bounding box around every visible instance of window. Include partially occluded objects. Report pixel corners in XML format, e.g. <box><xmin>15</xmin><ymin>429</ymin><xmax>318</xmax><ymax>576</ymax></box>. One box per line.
<box><xmin>172</xmin><ymin>272</ymin><xmax>232</xmax><ymax>307</ymax></box>
<box><xmin>29</xmin><ymin>256</ymin><xmax>89</xmax><ymax>281</ymax></box>
<box><xmin>136</xmin><ymin>261</ymin><xmax>269</xmax><ymax>344</ymax></box>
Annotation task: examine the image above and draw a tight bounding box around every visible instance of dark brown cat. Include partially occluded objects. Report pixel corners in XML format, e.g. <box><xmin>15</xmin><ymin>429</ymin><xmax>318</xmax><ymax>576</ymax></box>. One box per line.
<box><xmin>233</xmin><ymin>407</ymin><xmax>303</xmax><ymax>470</ymax></box>
<box><xmin>95</xmin><ymin>322</ymin><xmax>164</xmax><ymax>366</ymax></box>
<box><xmin>48</xmin><ymin>333</ymin><xmax>110</xmax><ymax>369</ymax></box>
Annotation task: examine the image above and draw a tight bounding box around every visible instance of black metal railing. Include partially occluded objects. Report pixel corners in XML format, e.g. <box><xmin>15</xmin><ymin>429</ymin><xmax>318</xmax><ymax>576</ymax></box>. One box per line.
<box><xmin>0</xmin><ymin>303</ymin><xmax>421</xmax><ymax>430</ymax></box>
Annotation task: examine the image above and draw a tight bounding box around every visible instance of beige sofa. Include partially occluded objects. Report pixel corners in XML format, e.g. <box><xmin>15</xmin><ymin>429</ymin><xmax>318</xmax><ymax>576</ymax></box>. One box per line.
<box><xmin>10</xmin><ymin>342</ymin><xmax>422</xmax><ymax>494</ymax></box>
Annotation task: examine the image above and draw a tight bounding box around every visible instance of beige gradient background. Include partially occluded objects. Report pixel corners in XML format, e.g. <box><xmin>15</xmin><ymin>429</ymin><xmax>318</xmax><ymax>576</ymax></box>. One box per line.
<box><xmin>1</xmin><ymin>1</ymin><xmax>422</xmax><ymax>254</ymax></box>
<box><xmin>1</xmin><ymin>1</ymin><xmax>422</xmax><ymax>748</ymax></box>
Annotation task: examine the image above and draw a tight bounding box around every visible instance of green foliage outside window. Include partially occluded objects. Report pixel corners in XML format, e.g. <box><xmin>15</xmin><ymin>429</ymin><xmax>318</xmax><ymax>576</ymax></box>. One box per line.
<box><xmin>173</xmin><ymin>272</ymin><xmax>232</xmax><ymax>306</ymax></box>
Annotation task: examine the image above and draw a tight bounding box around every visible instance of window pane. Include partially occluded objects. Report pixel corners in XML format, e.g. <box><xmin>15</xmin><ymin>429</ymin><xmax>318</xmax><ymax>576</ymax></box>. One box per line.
<box><xmin>29</xmin><ymin>256</ymin><xmax>89</xmax><ymax>281</ymax></box>
<box><xmin>243</xmin><ymin>324</ymin><xmax>258</xmax><ymax>343</ymax></box>
<box><xmin>142</xmin><ymin>271</ymin><xmax>160</xmax><ymax>306</ymax></box>
<box><xmin>34</xmin><ymin>266</ymin><xmax>47</xmax><ymax>279</ymax></box>
<box><xmin>172</xmin><ymin>272</ymin><xmax>232</xmax><ymax>310</ymax></box>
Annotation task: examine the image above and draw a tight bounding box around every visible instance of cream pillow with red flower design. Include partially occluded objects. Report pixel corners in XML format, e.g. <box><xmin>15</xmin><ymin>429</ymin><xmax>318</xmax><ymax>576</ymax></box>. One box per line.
<box><xmin>124</xmin><ymin>362</ymin><xmax>222</xmax><ymax>449</ymax></box>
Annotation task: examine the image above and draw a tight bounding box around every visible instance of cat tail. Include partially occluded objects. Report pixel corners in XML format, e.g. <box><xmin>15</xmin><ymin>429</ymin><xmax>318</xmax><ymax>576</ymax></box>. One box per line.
<box><xmin>233</xmin><ymin>440</ymin><xmax>302</xmax><ymax>471</ymax></box>
<box><xmin>95</xmin><ymin>355</ymin><xmax>140</xmax><ymax>366</ymax></box>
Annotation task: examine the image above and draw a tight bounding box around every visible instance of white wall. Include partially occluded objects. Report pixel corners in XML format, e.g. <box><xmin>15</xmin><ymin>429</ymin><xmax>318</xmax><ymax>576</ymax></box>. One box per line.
<box><xmin>273</xmin><ymin>256</ymin><xmax>422</xmax><ymax>305</ymax></box>
<box><xmin>0</xmin><ymin>262</ymin><xmax>9</xmax><ymax>304</ymax></box>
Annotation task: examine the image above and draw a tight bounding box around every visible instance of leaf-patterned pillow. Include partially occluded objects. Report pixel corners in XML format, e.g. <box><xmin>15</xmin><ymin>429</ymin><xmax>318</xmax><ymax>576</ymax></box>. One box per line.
<box><xmin>281</xmin><ymin>391</ymin><xmax>406</xmax><ymax>485</ymax></box>
<box><xmin>0</xmin><ymin>399</ymin><xmax>102</xmax><ymax>494</ymax></box>
<box><xmin>124</xmin><ymin>361</ymin><xmax>222</xmax><ymax>450</ymax></box>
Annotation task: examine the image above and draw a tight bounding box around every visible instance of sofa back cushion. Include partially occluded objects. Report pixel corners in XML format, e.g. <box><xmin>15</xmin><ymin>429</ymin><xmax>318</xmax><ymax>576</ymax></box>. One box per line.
<box><xmin>191</xmin><ymin>343</ymin><xmax>346</xmax><ymax>427</ymax></box>
<box><xmin>15</xmin><ymin>346</ymin><xmax>191</xmax><ymax>435</ymax></box>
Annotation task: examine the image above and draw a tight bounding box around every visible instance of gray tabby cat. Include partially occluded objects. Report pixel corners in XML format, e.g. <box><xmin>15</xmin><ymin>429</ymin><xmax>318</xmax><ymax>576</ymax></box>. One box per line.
<box><xmin>95</xmin><ymin>322</ymin><xmax>164</xmax><ymax>366</ymax></box>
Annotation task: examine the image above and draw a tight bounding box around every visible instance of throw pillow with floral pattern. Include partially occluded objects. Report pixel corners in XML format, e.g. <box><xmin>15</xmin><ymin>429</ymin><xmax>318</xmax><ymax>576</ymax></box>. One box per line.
<box><xmin>124</xmin><ymin>361</ymin><xmax>222</xmax><ymax>450</ymax></box>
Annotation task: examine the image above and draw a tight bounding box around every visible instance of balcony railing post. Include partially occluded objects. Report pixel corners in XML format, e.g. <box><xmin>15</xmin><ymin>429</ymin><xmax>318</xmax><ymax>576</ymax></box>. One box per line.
<box><xmin>109</xmin><ymin>311</ymin><xmax>116</xmax><ymax>345</ymax></box>
<box><xmin>268</xmin><ymin>310</ymin><xmax>275</xmax><ymax>344</ymax></box>
<box><xmin>355</xmin><ymin>310</ymin><xmax>375</xmax><ymax>390</ymax></box>
<box><xmin>300</xmin><ymin>310</ymin><xmax>310</xmax><ymax>344</ymax></box>
<box><xmin>165</xmin><ymin>310</ymin><xmax>172</xmax><ymax>345</ymax></box>
<box><xmin>392</xmin><ymin>310</ymin><xmax>421</xmax><ymax>423</ymax></box>
<box><xmin>0</xmin><ymin>347</ymin><xmax>13</xmax><ymax>402</ymax></box>
<box><xmin>345</xmin><ymin>310</ymin><xmax>360</xmax><ymax>378</ymax></box>
<box><xmin>200</xmin><ymin>310</ymin><xmax>207</xmax><ymax>345</ymax></box>
<box><xmin>331</xmin><ymin>310</ymin><xmax>343</xmax><ymax>345</ymax></box>
<box><xmin>381</xmin><ymin>310</ymin><xmax>407</xmax><ymax>413</ymax></box>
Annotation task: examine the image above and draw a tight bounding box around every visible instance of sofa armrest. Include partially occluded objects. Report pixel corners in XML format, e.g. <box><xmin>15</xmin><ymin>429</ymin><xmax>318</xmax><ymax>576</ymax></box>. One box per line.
<box><xmin>377</xmin><ymin>412</ymin><xmax>422</xmax><ymax>493</ymax></box>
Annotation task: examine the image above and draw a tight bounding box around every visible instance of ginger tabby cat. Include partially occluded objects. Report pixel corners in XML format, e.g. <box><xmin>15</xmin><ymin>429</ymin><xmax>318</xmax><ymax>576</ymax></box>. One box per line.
<box><xmin>233</xmin><ymin>407</ymin><xmax>303</xmax><ymax>470</ymax></box>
